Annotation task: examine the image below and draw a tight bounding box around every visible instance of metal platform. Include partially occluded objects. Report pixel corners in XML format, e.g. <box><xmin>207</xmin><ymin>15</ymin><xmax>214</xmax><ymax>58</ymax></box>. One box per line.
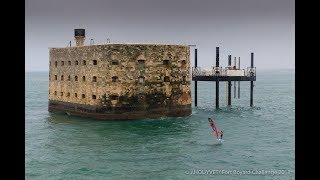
<box><xmin>191</xmin><ymin>47</ymin><xmax>256</xmax><ymax>108</ymax></box>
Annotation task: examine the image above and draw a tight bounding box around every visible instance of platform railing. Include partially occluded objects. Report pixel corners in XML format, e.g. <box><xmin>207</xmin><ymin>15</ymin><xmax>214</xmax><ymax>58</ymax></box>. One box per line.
<box><xmin>192</xmin><ymin>67</ymin><xmax>224</xmax><ymax>77</ymax></box>
<box><xmin>192</xmin><ymin>67</ymin><xmax>253</xmax><ymax>77</ymax></box>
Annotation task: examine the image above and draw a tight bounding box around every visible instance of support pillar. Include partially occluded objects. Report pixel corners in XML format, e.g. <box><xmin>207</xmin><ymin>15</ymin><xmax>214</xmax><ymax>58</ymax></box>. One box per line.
<box><xmin>194</xmin><ymin>49</ymin><xmax>198</xmax><ymax>107</ymax></box>
<box><xmin>234</xmin><ymin>57</ymin><xmax>236</xmax><ymax>98</ymax></box>
<box><xmin>216</xmin><ymin>80</ymin><xmax>219</xmax><ymax>109</ymax></box>
<box><xmin>216</xmin><ymin>47</ymin><xmax>219</xmax><ymax>109</ymax></box>
<box><xmin>250</xmin><ymin>53</ymin><xmax>254</xmax><ymax>107</ymax></box>
<box><xmin>238</xmin><ymin>57</ymin><xmax>240</xmax><ymax>98</ymax></box>
<box><xmin>227</xmin><ymin>55</ymin><xmax>232</xmax><ymax>105</ymax></box>
<box><xmin>228</xmin><ymin>81</ymin><xmax>231</xmax><ymax>106</ymax></box>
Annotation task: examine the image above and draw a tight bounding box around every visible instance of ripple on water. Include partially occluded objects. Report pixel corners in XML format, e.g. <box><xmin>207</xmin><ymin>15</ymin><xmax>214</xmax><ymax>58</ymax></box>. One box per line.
<box><xmin>26</xmin><ymin>71</ymin><xmax>295</xmax><ymax>179</ymax></box>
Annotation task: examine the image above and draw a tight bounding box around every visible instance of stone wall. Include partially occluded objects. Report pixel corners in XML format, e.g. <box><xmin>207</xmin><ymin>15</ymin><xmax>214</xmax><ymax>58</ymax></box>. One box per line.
<box><xmin>48</xmin><ymin>44</ymin><xmax>191</xmax><ymax>119</ymax></box>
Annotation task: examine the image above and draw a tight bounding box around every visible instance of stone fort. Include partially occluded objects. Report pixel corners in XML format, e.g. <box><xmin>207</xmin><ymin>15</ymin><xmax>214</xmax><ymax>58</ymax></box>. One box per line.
<box><xmin>48</xmin><ymin>29</ymin><xmax>191</xmax><ymax>119</ymax></box>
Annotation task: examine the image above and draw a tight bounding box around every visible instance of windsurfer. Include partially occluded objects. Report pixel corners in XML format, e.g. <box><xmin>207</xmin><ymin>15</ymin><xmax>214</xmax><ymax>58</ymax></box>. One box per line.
<box><xmin>220</xmin><ymin>130</ymin><xmax>224</xmax><ymax>139</ymax></box>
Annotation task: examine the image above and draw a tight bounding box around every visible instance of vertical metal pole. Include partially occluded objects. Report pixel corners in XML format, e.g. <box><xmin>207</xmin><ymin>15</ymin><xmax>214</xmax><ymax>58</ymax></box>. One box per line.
<box><xmin>216</xmin><ymin>47</ymin><xmax>219</xmax><ymax>109</ymax></box>
<box><xmin>216</xmin><ymin>80</ymin><xmax>219</xmax><ymax>109</ymax></box>
<box><xmin>228</xmin><ymin>81</ymin><xmax>231</xmax><ymax>106</ymax></box>
<box><xmin>251</xmin><ymin>53</ymin><xmax>254</xmax><ymax>67</ymax></box>
<box><xmin>250</xmin><ymin>53</ymin><xmax>254</xmax><ymax>107</ymax></box>
<box><xmin>238</xmin><ymin>57</ymin><xmax>240</xmax><ymax>99</ymax></box>
<box><xmin>194</xmin><ymin>49</ymin><xmax>198</xmax><ymax>107</ymax></box>
<box><xmin>228</xmin><ymin>55</ymin><xmax>231</xmax><ymax>66</ymax></box>
<box><xmin>234</xmin><ymin>57</ymin><xmax>236</xmax><ymax>98</ymax></box>
<box><xmin>216</xmin><ymin>47</ymin><xmax>219</xmax><ymax>67</ymax></box>
<box><xmin>226</xmin><ymin>82</ymin><xmax>228</xmax><ymax>105</ymax></box>
<box><xmin>227</xmin><ymin>55</ymin><xmax>232</xmax><ymax>106</ymax></box>
<box><xmin>250</xmin><ymin>81</ymin><xmax>253</xmax><ymax>107</ymax></box>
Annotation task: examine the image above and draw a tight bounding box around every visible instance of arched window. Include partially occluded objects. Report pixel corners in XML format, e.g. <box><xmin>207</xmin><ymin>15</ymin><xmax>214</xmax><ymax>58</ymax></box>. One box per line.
<box><xmin>92</xmin><ymin>95</ymin><xmax>96</xmax><ymax>99</ymax></box>
<box><xmin>92</xmin><ymin>76</ymin><xmax>97</xmax><ymax>82</ymax></box>
<box><xmin>138</xmin><ymin>60</ymin><xmax>145</xmax><ymax>64</ymax></box>
<box><xmin>164</xmin><ymin>76</ymin><xmax>170</xmax><ymax>82</ymax></box>
<box><xmin>61</xmin><ymin>75</ymin><xmax>64</xmax><ymax>81</ymax></box>
<box><xmin>112</xmin><ymin>76</ymin><xmax>118</xmax><ymax>82</ymax></box>
<box><xmin>82</xmin><ymin>94</ymin><xmax>86</xmax><ymax>99</ymax></box>
<box><xmin>82</xmin><ymin>76</ymin><xmax>86</xmax><ymax>82</ymax></box>
<box><xmin>138</xmin><ymin>60</ymin><xmax>145</xmax><ymax>68</ymax></box>
<box><xmin>110</xmin><ymin>95</ymin><xmax>119</xmax><ymax>100</ymax></box>
<box><xmin>55</xmin><ymin>75</ymin><xmax>57</xmax><ymax>80</ymax></box>
<box><xmin>163</xmin><ymin>60</ymin><xmax>170</xmax><ymax>65</ymax></box>
<box><xmin>93</xmin><ymin>60</ymin><xmax>97</xmax><ymax>65</ymax></box>
<box><xmin>112</xmin><ymin>60</ymin><xmax>119</xmax><ymax>65</ymax></box>
<box><xmin>139</xmin><ymin>94</ymin><xmax>144</xmax><ymax>100</ymax></box>
<box><xmin>83</xmin><ymin>60</ymin><xmax>86</xmax><ymax>65</ymax></box>
<box><xmin>68</xmin><ymin>61</ymin><xmax>71</xmax><ymax>65</ymax></box>
<box><xmin>67</xmin><ymin>92</ymin><xmax>70</xmax><ymax>97</ymax></box>
<box><xmin>68</xmin><ymin>75</ymin><xmax>71</xmax><ymax>81</ymax></box>
<box><xmin>54</xmin><ymin>91</ymin><xmax>57</xmax><ymax>95</ymax></box>
<box><xmin>75</xmin><ymin>76</ymin><xmax>78</xmax><ymax>81</ymax></box>
<box><xmin>75</xmin><ymin>93</ymin><xmax>78</xmax><ymax>98</ymax></box>
<box><xmin>61</xmin><ymin>61</ymin><xmax>64</xmax><ymax>66</ymax></box>
<box><xmin>55</xmin><ymin>61</ymin><xmax>57</xmax><ymax>67</ymax></box>
<box><xmin>183</xmin><ymin>76</ymin><xmax>186</xmax><ymax>81</ymax></box>
<box><xmin>181</xmin><ymin>60</ymin><xmax>186</xmax><ymax>67</ymax></box>
<box><xmin>75</xmin><ymin>61</ymin><xmax>79</xmax><ymax>65</ymax></box>
<box><xmin>138</xmin><ymin>76</ymin><xmax>145</xmax><ymax>84</ymax></box>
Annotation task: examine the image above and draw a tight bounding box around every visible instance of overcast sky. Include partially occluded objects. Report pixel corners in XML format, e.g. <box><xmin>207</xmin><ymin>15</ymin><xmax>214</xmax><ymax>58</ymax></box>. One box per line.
<box><xmin>26</xmin><ymin>0</ymin><xmax>294</xmax><ymax>71</ymax></box>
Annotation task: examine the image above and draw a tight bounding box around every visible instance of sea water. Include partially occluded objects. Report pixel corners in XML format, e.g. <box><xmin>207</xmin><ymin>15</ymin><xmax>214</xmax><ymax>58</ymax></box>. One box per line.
<box><xmin>26</xmin><ymin>69</ymin><xmax>294</xmax><ymax>179</ymax></box>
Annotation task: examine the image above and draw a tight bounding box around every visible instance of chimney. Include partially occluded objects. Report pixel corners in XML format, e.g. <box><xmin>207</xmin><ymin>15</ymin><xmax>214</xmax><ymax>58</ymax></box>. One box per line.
<box><xmin>74</xmin><ymin>29</ymin><xmax>85</xmax><ymax>46</ymax></box>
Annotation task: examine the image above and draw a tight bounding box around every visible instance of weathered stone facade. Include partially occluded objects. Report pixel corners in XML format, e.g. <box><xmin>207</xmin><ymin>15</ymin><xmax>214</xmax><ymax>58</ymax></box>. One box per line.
<box><xmin>48</xmin><ymin>44</ymin><xmax>191</xmax><ymax>119</ymax></box>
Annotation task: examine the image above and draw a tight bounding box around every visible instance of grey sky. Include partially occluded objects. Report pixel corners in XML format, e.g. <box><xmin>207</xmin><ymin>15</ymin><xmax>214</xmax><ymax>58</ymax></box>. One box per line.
<box><xmin>26</xmin><ymin>0</ymin><xmax>294</xmax><ymax>71</ymax></box>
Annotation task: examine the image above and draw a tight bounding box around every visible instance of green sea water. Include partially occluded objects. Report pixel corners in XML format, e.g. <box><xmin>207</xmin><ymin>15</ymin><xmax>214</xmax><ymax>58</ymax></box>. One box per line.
<box><xmin>25</xmin><ymin>69</ymin><xmax>294</xmax><ymax>179</ymax></box>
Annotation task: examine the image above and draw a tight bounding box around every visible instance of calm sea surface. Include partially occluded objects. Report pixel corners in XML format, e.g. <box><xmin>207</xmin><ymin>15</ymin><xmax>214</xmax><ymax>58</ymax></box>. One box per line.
<box><xmin>26</xmin><ymin>69</ymin><xmax>294</xmax><ymax>179</ymax></box>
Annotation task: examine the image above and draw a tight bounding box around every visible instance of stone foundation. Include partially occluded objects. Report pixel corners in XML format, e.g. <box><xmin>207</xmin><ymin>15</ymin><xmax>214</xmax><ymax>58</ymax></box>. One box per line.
<box><xmin>49</xmin><ymin>100</ymin><xmax>191</xmax><ymax>120</ymax></box>
<box><xmin>49</xmin><ymin>43</ymin><xmax>192</xmax><ymax>120</ymax></box>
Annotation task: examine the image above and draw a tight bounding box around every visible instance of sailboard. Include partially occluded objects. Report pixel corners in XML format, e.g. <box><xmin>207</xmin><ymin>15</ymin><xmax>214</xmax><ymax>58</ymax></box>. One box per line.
<box><xmin>208</xmin><ymin>118</ymin><xmax>223</xmax><ymax>142</ymax></box>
